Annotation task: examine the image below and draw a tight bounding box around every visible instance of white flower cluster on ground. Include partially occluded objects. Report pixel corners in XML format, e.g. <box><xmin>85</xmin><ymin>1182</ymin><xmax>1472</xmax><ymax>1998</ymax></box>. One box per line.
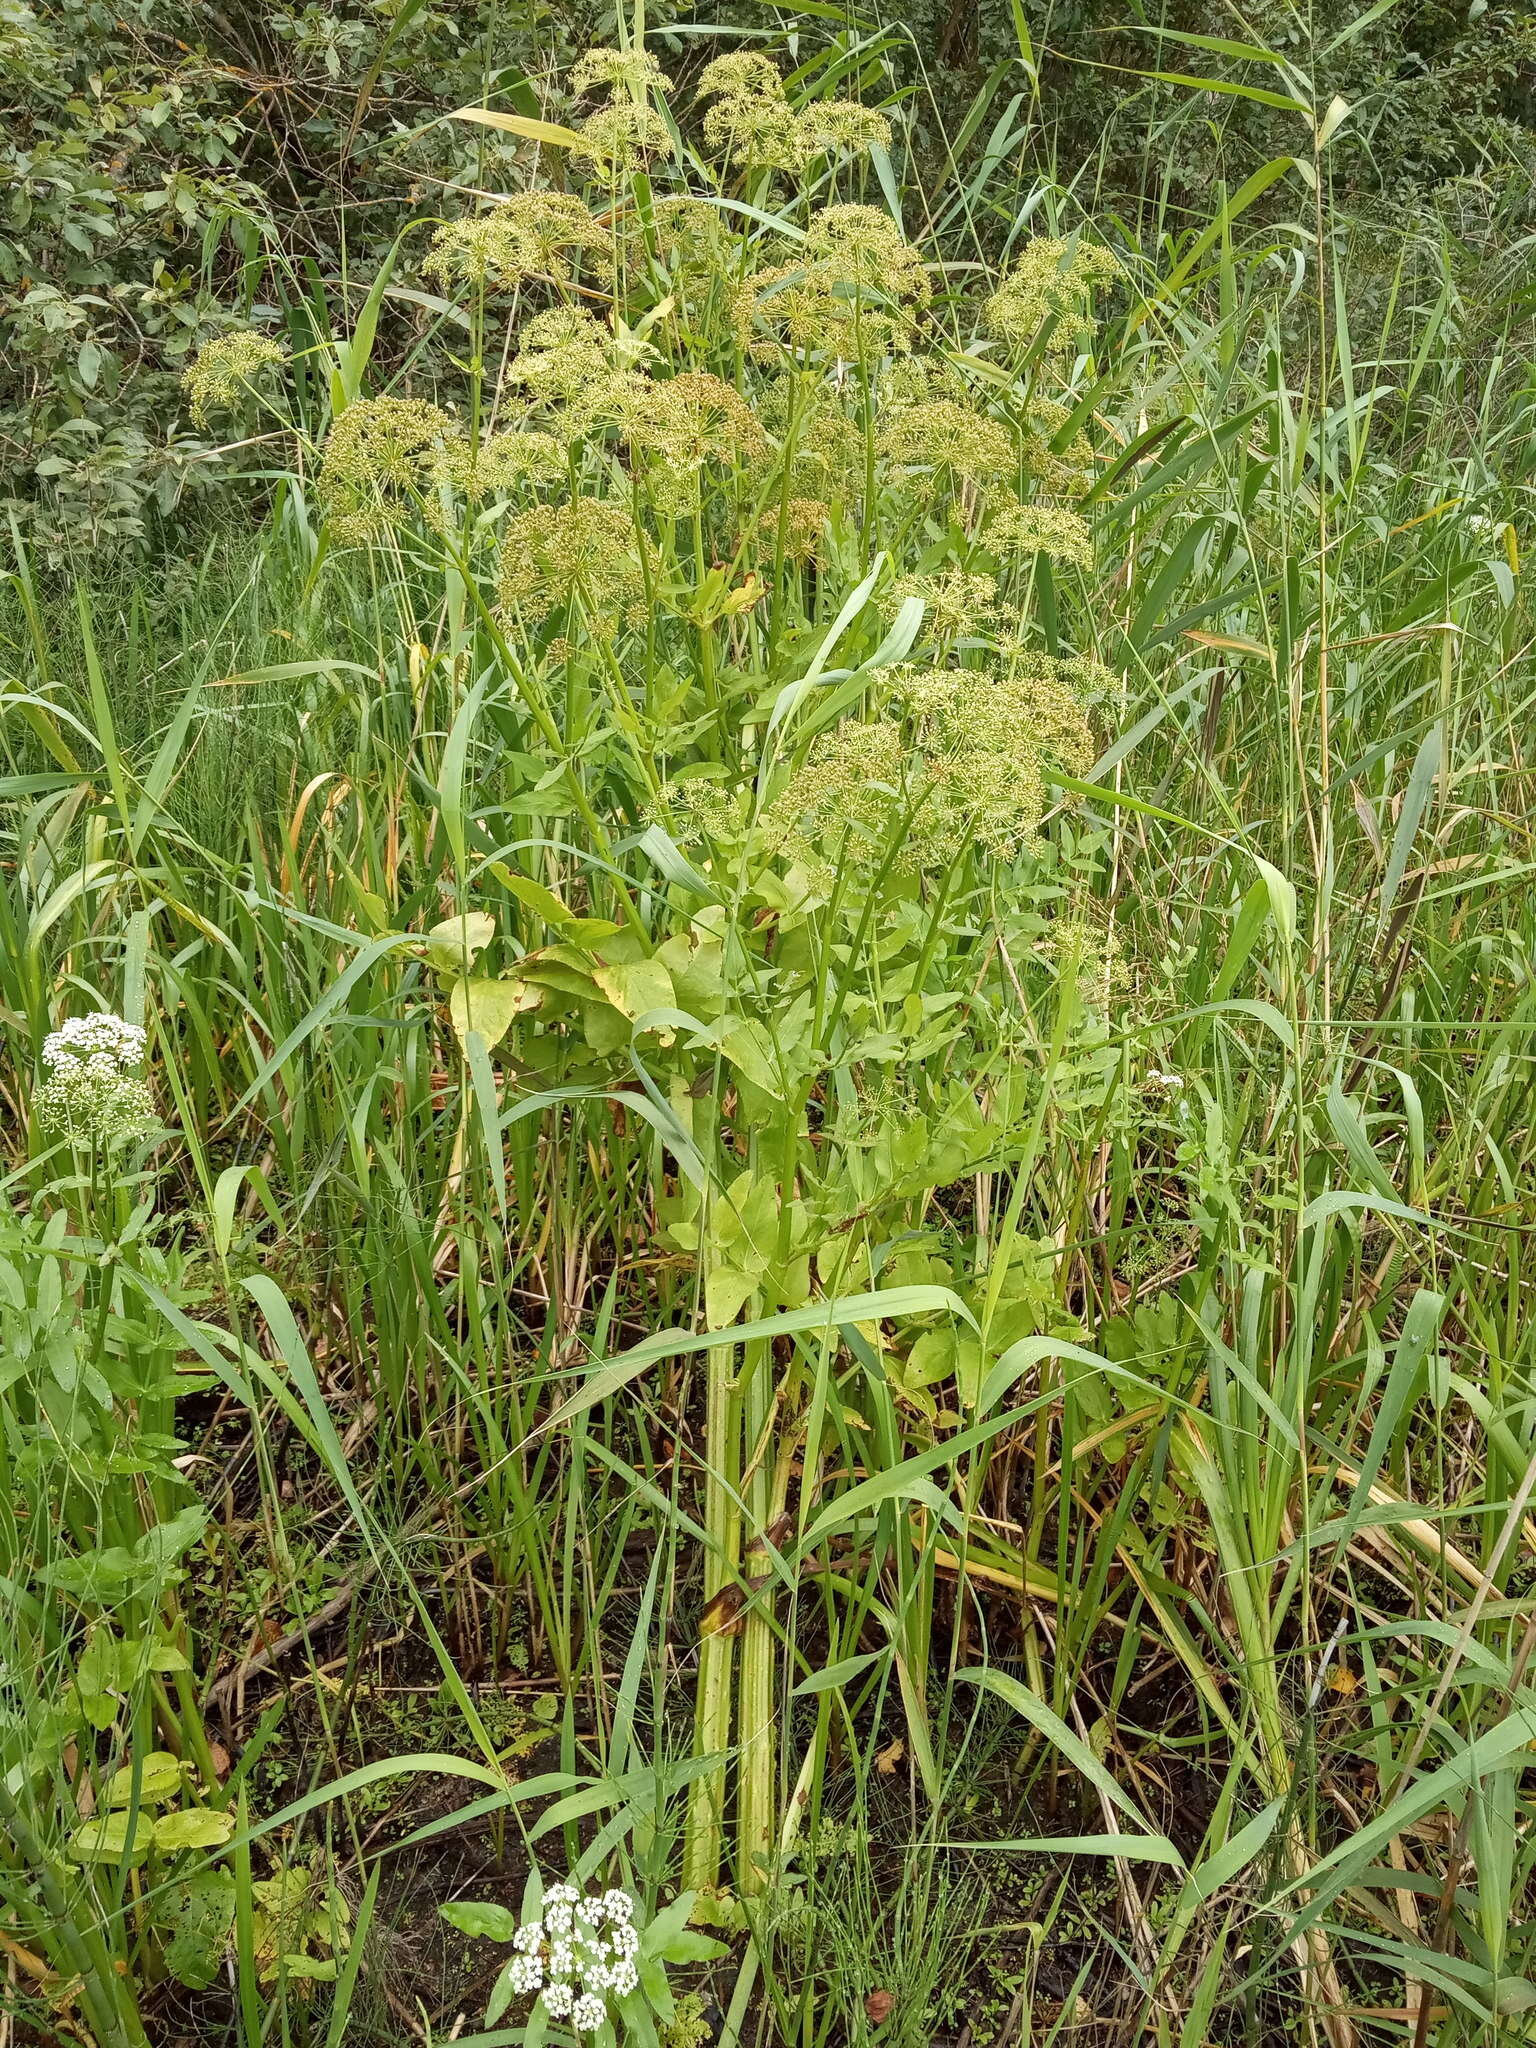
<box><xmin>38</xmin><ymin>1012</ymin><xmax>154</xmax><ymax>1147</ymax></box>
<box><xmin>509</xmin><ymin>1884</ymin><xmax>640</xmax><ymax>2030</ymax></box>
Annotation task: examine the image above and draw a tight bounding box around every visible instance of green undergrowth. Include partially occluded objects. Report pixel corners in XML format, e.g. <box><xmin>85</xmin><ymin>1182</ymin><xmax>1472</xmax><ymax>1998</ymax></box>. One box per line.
<box><xmin>3</xmin><ymin>20</ymin><xmax>1536</xmax><ymax>2048</ymax></box>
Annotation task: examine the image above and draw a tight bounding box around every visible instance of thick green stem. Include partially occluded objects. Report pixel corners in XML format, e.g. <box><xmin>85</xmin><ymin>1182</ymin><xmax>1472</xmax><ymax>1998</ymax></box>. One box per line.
<box><xmin>736</xmin><ymin>1331</ymin><xmax>775</xmax><ymax>1893</ymax></box>
<box><xmin>0</xmin><ymin>1784</ymin><xmax>150</xmax><ymax>2048</ymax></box>
<box><xmin>683</xmin><ymin>1334</ymin><xmax>740</xmax><ymax>1892</ymax></box>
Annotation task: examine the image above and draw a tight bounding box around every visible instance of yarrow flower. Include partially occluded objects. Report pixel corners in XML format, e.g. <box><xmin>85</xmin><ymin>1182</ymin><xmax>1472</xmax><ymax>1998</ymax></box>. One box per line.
<box><xmin>39</xmin><ymin>1012</ymin><xmax>155</xmax><ymax>1148</ymax></box>
<box><xmin>508</xmin><ymin>1952</ymin><xmax>544</xmax><ymax>1994</ymax></box>
<box><xmin>495</xmin><ymin>1880</ymin><xmax>643</xmax><ymax>2033</ymax></box>
<box><xmin>183</xmin><ymin>331</ymin><xmax>287</xmax><ymax>429</ymax></box>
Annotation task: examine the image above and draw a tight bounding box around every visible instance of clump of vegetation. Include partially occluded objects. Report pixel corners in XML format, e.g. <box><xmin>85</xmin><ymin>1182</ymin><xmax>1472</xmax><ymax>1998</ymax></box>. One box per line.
<box><xmin>2</xmin><ymin>17</ymin><xmax>1535</xmax><ymax>2048</ymax></box>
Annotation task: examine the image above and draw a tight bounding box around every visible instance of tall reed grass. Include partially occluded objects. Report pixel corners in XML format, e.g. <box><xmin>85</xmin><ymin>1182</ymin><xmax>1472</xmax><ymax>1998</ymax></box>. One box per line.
<box><xmin>2</xmin><ymin>19</ymin><xmax>1534</xmax><ymax>2048</ymax></box>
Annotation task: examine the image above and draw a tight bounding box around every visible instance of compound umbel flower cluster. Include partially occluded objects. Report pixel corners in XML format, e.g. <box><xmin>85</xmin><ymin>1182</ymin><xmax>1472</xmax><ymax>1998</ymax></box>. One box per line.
<box><xmin>38</xmin><ymin>1013</ymin><xmax>154</xmax><ymax>1149</ymax></box>
<box><xmin>507</xmin><ymin>1884</ymin><xmax>640</xmax><ymax>2030</ymax></box>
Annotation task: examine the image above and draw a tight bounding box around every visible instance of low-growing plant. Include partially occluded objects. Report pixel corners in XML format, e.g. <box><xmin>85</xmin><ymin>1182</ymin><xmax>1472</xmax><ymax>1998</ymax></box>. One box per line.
<box><xmin>442</xmin><ymin>1878</ymin><xmax>727</xmax><ymax>2041</ymax></box>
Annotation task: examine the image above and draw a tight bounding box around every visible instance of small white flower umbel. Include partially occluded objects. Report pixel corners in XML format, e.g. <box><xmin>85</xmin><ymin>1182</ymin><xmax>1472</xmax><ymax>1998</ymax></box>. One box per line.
<box><xmin>514</xmin><ymin>1881</ymin><xmax>640</xmax><ymax>2032</ymax></box>
<box><xmin>38</xmin><ymin>1012</ymin><xmax>154</xmax><ymax>1148</ymax></box>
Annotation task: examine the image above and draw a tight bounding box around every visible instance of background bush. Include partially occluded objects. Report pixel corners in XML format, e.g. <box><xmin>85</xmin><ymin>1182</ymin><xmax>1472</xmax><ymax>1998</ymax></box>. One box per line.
<box><xmin>4</xmin><ymin>0</ymin><xmax>1534</xmax><ymax>548</ymax></box>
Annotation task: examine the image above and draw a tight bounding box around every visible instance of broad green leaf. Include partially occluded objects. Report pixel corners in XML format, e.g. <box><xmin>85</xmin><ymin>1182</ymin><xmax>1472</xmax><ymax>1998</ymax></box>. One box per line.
<box><xmin>158</xmin><ymin>1873</ymin><xmax>236</xmax><ymax>1991</ymax></box>
<box><xmin>719</xmin><ymin>1018</ymin><xmax>785</xmax><ymax>1099</ymax></box>
<box><xmin>448</xmin><ymin>975</ymin><xmax>537</xmax><ymax>1053</ymax></box>
<box><xmin>425</xmin><ymin>911</ymin><xmax>496</xmax><ymax>975</ymax></box>
<box><xmin>658</xmin><ymin>1929</ymin><xmax>728</xmax><ymax>1963</ymax></box>
<box><xmin>440</xmin><ymin>1901</ymin><xmax>520</xmax><ymax>1943</ymax></box>
<box><xmin>106</xmin><ymin>1751</ymin><xmax>183</xmax><ymax>1808</ymax></box>
<box><xmin>154</xmin><ymin>1808</ymin><xmax>236</xmax><ymax>1852</ymax></box>
<box><xmin>588</xmin><ymin>956</ymin><xmax>675</xmax><ymax>1023</ymax></box>
<box><xmin>488</xmin><ymin>863</ymin><xmax>577</xmax><ymax>931</ymax></box>
<box><xmin>69</xmin><ymin>1812</ymin><xmax>153</xmax><ymax>1864</ymax></box>
<box><xmin>704</xmin><ymin>1264</ymin><xmax>756</xmax><ymax>1328</ymax></box>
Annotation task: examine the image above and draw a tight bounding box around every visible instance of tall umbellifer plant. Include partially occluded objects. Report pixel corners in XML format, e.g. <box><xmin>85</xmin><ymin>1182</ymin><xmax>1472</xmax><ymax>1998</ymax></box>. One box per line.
<box><xmin>181</xmin><ymin>41</ymin><xmax>1120</xmax><ymax>1901</ymax></box>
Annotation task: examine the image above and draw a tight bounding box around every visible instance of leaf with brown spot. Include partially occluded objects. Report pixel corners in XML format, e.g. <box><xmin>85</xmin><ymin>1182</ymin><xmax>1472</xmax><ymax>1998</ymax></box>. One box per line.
<box><xmin>700</xmin><ymin>1584</ymin><xmax>745</xmax><ymax>1638</ymax></box>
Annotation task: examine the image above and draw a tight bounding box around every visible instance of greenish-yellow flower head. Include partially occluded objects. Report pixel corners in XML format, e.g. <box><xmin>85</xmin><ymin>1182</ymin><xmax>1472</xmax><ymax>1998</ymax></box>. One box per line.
<box><xmin>889</xmin><ymin>567</ymin><xmax>997</xmax><ymax>641</ymax></box>
<box><xmin>572</xmin><ymin>102</ymin><xmax>674</xmax><ymax>175</ymax></box>
<box><xmin>796</xmin><ymin>101</ymin><xmax>892</xmax><ymax>159</ymax></box>
<box><xmin>317</xmin><ymin>396</ymin><xmax>455</xmax><ymax>542</ymax></box>
<box><xmin>424</xmin><ymin>195</ymin><xmax>610</xmax><ymax>293</ymax></box>
<box><xmin>496</xmin><ymin>498</ymin><xmax>654</xmax><ymax>631</ymax></box>
<box><xmin>735</xmin><ymin>206</ymin><xmax>929</xmax><ymax>360</ymax></box>
<box><xmin>985</xmin><ymin>238</ymin><xmax>1117</xmax><ymax>353</ymax></box>
<box><xmin>880</xmin><ymin>399</ymin><xmax>1015</xmax><ymax>497</ymax></box>
<box><xmin>183</xmin><ymin>331</ymin><xmax>287</xmax><ymax>430</ymax></box>
<box><xmin>621</xmin><ymin>372</ymin><xmax>768</xmax><ymax>479</ymax></box>
<box><xmin>569</xmin><ymin>46</ymin><xmax>674</xmax><ymax>98</ymax></box>
<box><xmin>986</xmin><ymin>502</ymin><xmax>1095</xmax><ymax>571</ymax></box>
<box><xmin>760</xmin><ymin>720</ymin><xmax>908</xmax><ymax>886</ymax></box>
